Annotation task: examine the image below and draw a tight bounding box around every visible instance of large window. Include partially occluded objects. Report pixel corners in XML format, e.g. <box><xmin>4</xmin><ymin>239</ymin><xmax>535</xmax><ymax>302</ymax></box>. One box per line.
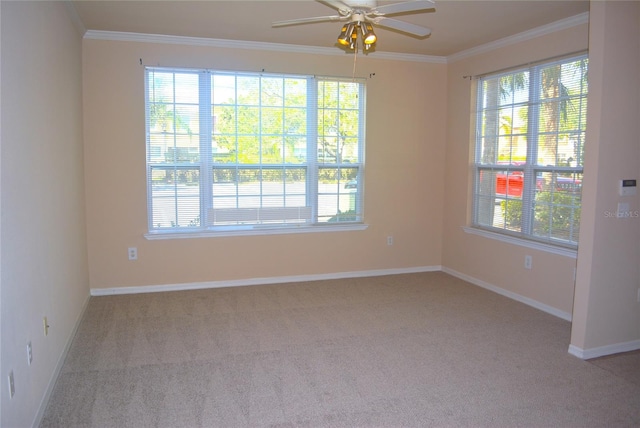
<box><xmin>145</xmin><ymin>67</ymin><xmax>365</xmax><ymax>236</ymax></box>
<box><xmin>473</xmin><ymin>54</ymin><xmax>588</xmax><ymax>248</ymax></box>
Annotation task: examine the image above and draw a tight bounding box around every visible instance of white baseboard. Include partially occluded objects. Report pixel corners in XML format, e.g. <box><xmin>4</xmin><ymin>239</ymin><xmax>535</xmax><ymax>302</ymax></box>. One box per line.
<box><xmin>90</xmin><ymin>265</ymin><xmax>442</xmax><ymax>296</ymax></box>
<box><xmin>91</xmin><ymin>265</ymin><xmax>573</xmax><ymax>324</ymax></box>
<box><xmin>32</xmin><ymin>293</ymin><xmax>91</xmax><ymax>428</ymax></box>
<box><xmin>442</xmin><ymin>271</ymin><xmax>640</xmax><ymax>360</ymax></box>
<box><xmin>568</xmin><ymin>340</ymin><xmax>640</xmax><ymax>360</ymax></box>
<box><xmin>442</xmin><ymin>266</ymin><xmax>573</xmax><ymax>322</ymax></box>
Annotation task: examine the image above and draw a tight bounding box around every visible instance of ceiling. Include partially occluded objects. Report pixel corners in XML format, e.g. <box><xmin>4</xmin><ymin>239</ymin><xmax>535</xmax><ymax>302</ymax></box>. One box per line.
<box><xmin>70</xmin><ymin>0</ymin><xmax>590</xmax><ymax>57</ymax></box>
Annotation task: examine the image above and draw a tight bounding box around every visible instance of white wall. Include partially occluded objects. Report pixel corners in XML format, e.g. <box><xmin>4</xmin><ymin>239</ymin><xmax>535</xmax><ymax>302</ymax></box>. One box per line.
<box><xmin>0</xmin><ymin>2</ymin><xmax>89</xmax><ymax>426</ymax></box>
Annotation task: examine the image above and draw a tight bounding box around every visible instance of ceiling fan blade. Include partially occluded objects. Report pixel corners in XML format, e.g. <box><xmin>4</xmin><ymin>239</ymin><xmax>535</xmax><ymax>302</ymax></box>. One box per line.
<box><xmin>373</xmin><ymin>17</ymin><xmax>432</xmax><ymax>37</ymax></box>
<box><xmin>371</xmin><ymin>0</ymin><xmax>435</xmax><ymax>15</ymax></box>
<box><xmin>318</xmin><ymin>0</ymin><xmax>352</xmax><ymax>15</ymax></box>
<box><xmin>272</xmin><ymin>15</ymin><xmax>346</xmax><ymax>27</ymax></box>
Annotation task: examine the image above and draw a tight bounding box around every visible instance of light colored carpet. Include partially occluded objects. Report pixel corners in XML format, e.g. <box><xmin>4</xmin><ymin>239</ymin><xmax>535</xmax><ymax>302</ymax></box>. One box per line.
<box><xmin>40</xmin><ymin>272</ymin><xmax>640</xmax><ymax>427</ymax></box>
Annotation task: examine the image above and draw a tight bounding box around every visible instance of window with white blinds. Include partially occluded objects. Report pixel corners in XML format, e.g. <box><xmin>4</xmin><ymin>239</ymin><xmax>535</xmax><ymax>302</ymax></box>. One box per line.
<box><xmin>473</xmin><ymin>53</ymin><xmax>588</xmax><ymax>247</ymax></box>
<box><xmin>145</xmin><ymin>67</ymin><xmax>365</xmax><ymax>236</ymax></box>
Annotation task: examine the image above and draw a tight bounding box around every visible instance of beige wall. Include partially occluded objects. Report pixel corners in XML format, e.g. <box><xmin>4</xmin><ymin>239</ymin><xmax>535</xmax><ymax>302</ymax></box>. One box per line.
<box><xmin>441</xmin><ymin>23</ymin><xmax>590</xmax><ymax>317</ymax></box>
<box><xmin>570</xmin><ymin>1</ymin><xmax>640</xmax><ymax>355</ymax></box>
<box><xmin>82</xmin><ymin>40</ymin><xmax>447</xmax><ymax>290</ymax></box>
<box><xmin>1</xmin><ymin>2</ymin><xmax>89</xmax><ymax>426</ymax></box>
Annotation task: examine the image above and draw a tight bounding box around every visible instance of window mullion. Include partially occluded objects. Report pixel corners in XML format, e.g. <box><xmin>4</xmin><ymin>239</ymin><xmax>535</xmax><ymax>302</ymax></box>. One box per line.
<box><xmin>308</xmin><ymin>77</ymin><xmax>319</xmax><ymax>222</ymax></box>
<box><xmin>258</xmin><ymin>77</ymin><xmax>263</xmax><ymax>210</ymax></box>
<box><xmin>234</xmin><ymin>76</ymin><xmax>240</xmax><ymax>208</ymax></box>
<box><xmin>472</xmin><ymin>79</ymin><xmax>485</xmax><ymax>225</ymax></box>
<box><xmin>280</xmin><ymin>79</ymin><xmax>286</xmax><ymax>208</ymax></box>
<box><xmin>334</xmin><ymin>82</ymin><xmax>341</xmax><ymax>213</ymax></box>
<box><xmin>522</xmin><ymin>67</ymin><xmax>541</xmax><ymax>235</ymax></box>
<box><xmin>356</xmin><ymin>83</ymin><xmax>366</xmax><ymax>218</ymax></box>
<box><xmin>145</xmin><ymin>70</ymin><xmax>154</xmax><ymax>230</ymax></box>
<box><xmin>200</xmin><ymin>71</ymin><xmax>213</xmax><ymax>228</ymax></box>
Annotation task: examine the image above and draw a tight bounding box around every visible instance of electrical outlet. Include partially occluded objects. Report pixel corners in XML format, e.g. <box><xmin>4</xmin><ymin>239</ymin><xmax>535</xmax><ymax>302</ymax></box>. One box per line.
<box><xmin>524</xmin><ymin>255</ymin><xmax>532</xmax><ymax>270</ymax></box>
<box><xmin>387</xmin><ymin>236</ymin><xmax>393</xmax><ymax>246</ymax></box>
<box><xmin>128</xmin><ymin>247</ymin><xmax>138</xmax><ymax>261</ymax></box>
<box><xmin>27</xmin><ymin>342</ymin><xmax>32</xmax><ymax>366</ymax></box>
<box><xmin>8</xmin><ymin>371</ymin><xmax>15</xmax><ymax>399</ymax></box>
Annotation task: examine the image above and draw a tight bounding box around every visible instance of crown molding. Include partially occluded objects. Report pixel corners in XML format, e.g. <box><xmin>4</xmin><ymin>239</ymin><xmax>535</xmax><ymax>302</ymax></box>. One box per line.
<box><xmin>447</xmin><ymin>12</ymin><xmax>590</xmax><ymax>63</ymax></box>
<box><xmin>83</xmin><ymin>30</ymin><xmax>447</xmax><ymax>64</ymax></box>
<box><xmin>64</xmin><ymin>0</ymin><xmax>86</xmax><ymax>37</ymax></box>
<box><xmin>371</xmin><ymin>50</ymin><xmax>446</xmax><ymax>64</ymax></box>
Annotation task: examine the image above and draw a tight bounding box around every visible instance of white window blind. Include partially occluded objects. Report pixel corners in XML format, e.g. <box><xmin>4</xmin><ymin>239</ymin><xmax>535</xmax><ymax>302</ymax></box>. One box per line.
<box><xmin>473</xmin><ymin>53</ymin><xmax>588</xmax><ymax>247</ymax></box>
<box><xmin>145</xmin><ymin>67</ymin><xmax>365</xmax><ymax>235</ymax></box>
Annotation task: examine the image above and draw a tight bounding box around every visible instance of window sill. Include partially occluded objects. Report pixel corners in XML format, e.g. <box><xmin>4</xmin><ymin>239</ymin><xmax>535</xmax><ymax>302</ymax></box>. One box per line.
<box><xmin>145</xmin><ymin>223</ymin><xmax>369</xmax><ymax>240</ymax></box>
<box><xmin>463</xmin><ymin>226</ymin><xmax>577</xmax><ymax>258</ymax></box>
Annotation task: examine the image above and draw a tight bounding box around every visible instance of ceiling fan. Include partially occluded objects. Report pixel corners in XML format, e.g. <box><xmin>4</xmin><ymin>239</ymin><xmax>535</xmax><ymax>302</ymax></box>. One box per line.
<box><xmin>272</xmin><ymin>0</ymin><xmax>436</xmax><ymax>51</ymax></box>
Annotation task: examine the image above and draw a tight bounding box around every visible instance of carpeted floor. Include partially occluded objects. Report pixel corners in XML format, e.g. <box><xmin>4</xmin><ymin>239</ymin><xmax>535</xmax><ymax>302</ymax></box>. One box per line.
<box><xmin>40</xmin><ymin>272</ymin><xmax>640</xmax><ymax>427</ymax></box>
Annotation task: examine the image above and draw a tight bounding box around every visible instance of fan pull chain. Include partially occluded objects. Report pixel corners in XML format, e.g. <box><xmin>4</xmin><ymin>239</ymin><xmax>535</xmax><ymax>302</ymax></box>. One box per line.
<box><xmin>352</xmin><ymin>45</ymin><xmax>358</xmax><ymax>80</ymax></box>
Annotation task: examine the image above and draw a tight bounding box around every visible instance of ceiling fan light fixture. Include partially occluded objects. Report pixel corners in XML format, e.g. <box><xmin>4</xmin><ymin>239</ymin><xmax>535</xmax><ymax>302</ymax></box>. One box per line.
<box><xmin>337</xmin><ymin>22</ymin><xmax>355</xmax><ymax>46</ymax></box>
<box><xmin>349</xmin><ymin>31</ymin><xmax>357</xmax><ymax>50</ymax></box>
<box><xmin>361</xmin><ymin>22</ymin><xmax>377</xmax><ymax>45</ymax></box>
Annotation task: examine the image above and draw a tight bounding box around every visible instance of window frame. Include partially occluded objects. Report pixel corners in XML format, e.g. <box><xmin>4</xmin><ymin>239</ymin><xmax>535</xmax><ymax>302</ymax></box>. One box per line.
<box><xmin>470</xmin><ymin>53</ymin><xmax>588</xmax><ymax>250</ymax></box>
<box><xmin>144</xmin><ymin>67</ymin><xmax>367</xmax><ymax>239</ymax></box>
